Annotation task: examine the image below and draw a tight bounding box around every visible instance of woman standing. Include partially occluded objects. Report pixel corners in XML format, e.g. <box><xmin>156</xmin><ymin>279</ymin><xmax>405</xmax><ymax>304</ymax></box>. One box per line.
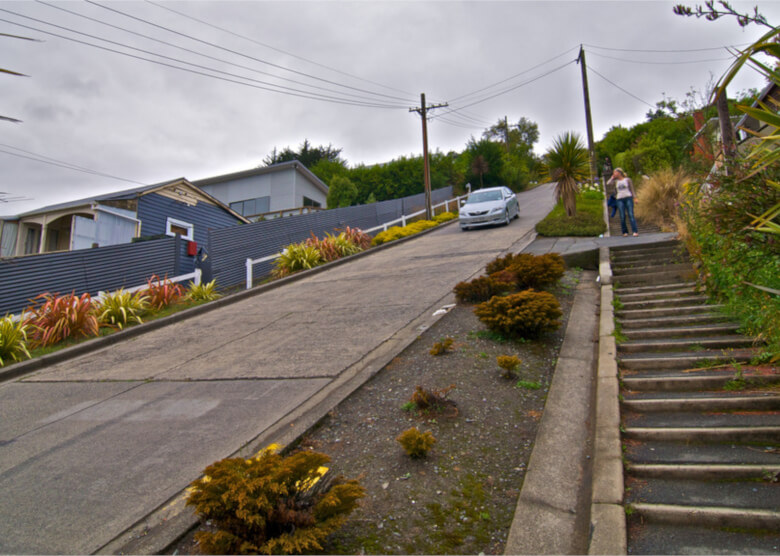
<box><xmin>607</xmin><ymin>168</ymin><xmax>638</xmax><ymax>236</ymax></box>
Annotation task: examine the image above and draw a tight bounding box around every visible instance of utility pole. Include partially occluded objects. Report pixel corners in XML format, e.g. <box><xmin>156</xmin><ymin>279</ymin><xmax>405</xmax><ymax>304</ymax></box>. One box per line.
<box><xmin>410</xmin><ymin>93</ymin><xmax>448</xmax><ymax>220</ymax></box>
<box><xmin>577</xmin><ymin>45</ymin><xmax>597</xmax><ymax>186</ymax></box>
<box><xmin>715</xmin><ymin>89</ymin><xmax>737</xmax><ymax>174</ymax></box>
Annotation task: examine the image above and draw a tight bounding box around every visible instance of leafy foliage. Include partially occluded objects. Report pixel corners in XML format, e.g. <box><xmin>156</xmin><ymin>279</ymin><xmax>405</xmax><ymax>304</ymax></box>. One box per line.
<box><xmin>338</xmin><ymin>226</ymin><xmax>372</xmax><ymax>250</ymax></box>
<box><xmin>474</xmin><ymin>290</ymin><xmax>562</xmax><ymax>339</ymax></box>
<box><xmin>186</xmin><ymin>449</ymin><xmax>365</xmax><ymax>555</ymax></box>
<box><xmin>504</xmin><ymin>253</ymin><xmax>566</xmax><ymax>290</ymax></box>
<box><xmin>397</xmin><ymin>427</ymin><xmax>437</xmax><ymax>459</ymax></box>
<box><xmin>429</xmin><ymin>337</ymin><xmax>454</xmax><ymax>356</ymax></box>
<box><xmin>535</xmin><ymin>193</ymin><xmax>606</xmax><ymax>237</ymax></box>
<box><xmin>274</xmin><ymin>244</ymin><xmax>324</xmax><ymax>278</ymax></box>
<box><xmin>542</xmin><ymin>132</ymin><xmax>590</xmax><ymax>217</ymax></box>
<box><xmin>187</xmin><ymin>279</ymin><xmax>222</xmax><ymax>302</ymax></box>
<box><xmin>496</xmin><ymin>355</ymin><xmax>521</xmax><ymax>379</ymax></box>
<box><xmin>97</xmin><ymin>289</ymin><xmax>149</xmax><ymax>329</ymax></box>
<box><xmin>141</xmin><ymin>275</ymin><xmax>185</xmax><ymax>310</ymax></box>
<box><xmin>326</xmin><ymin>175</ymin><xmax>358</xmax><ymax>208</ymax></box>
<box><xmin>371</xmin><ymin>219</ymin><xmax>439</xmax><ymax>246</ymax></box>
<box><xmin>24</xmin><ymin>292</ymin><xmax>100</xmax><ymax>348</ymax></box>
<box><xmin>409</xmin><ymin>384</ymin><xmax>457</xmax><ymax>414</ymax></box>
<box><xmin>453</xmin><ymin>275</ymin><xmax>513</xmax><ymax>304</ymax></box>
<box><xmin>0</xmin><ymin>314</ymin><xmax>31</xmax><ymax>367</ymax></box>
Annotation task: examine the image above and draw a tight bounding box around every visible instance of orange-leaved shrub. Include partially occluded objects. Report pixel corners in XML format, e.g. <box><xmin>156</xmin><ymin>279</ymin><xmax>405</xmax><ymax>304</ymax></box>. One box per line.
<box><xmin>186</xmin><ymin>449</ymin><xmax>365</xmax><ymax>555</ymax></box>
<box><xmin>496</xmin><ymin>355</ymin><xmax>521</xmax><ymax>379</ymax></box>
<box><xmin>485</xmin><ymin>252</ymin><xmax>524</xmax><ymax>275</ymax></box>
<box><xmin>429</xmin><ymin>336</ymin><xmax>454</xmax><ymax>356</ymax></box>
<box><xmin>453</xmin><ymin>275</ymin><xmax>513</xmax><ymax>304</ymax></box>
<box><xmin>397</xmin><ymin>427</ymin><xmax>436</xmax><ymax>459</ymax></box>
<box><xmin>409</xmin><ymin>384</ymin><xmax>456</xmax><ymax>414</ymax></box>
<box><xmin>474</xmin><ymin>290</ymin><xmax>562</xmax><ymax>339</ymax></box>
<box><xmin>24</xmin><ymin>291</ymin><xmax>100</xmax><ymax>348</ymax></box>
<box><xmin>141</xmin><ymin>274</ymin><xmax>184</xmax><ymax>310</ymax></box>
<box><xmin>506</xmin><ymin>253</ymin><xmax>566</xmax><ymax>290</ymax></box>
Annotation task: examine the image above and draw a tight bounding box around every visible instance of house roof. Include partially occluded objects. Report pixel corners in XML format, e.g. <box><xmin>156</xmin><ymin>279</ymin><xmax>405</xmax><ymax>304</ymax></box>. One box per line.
<box><xmin>3</xmin><ymin>178</ymin><xmax>249</xmax><ymax>223</ymax></box>
<box><xmin>736</xmin><ymin>81</ymin><xmax>779</xmax><ymax>134</ymax></box>
<box><xmin>192</xmin><ymin>160</ymin><xmax>330</xmax><ymax>196</ymax></box>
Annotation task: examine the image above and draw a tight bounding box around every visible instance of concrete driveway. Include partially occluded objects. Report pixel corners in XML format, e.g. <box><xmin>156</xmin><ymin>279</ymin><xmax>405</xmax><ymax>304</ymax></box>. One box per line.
<box><xmin>0</xmin><ymin>183</ymin><xmax>556</xmax><ymax>554</ymax></box>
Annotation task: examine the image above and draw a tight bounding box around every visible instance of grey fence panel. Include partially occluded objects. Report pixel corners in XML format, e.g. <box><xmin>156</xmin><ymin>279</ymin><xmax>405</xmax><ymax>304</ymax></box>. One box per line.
<box><xmin>208</xmin><ymin>187</ymin><xmax>453</xmax><ymax>289</ymax></box>
<box><xmin>0</xmin><ymin>238</ymin><xmax>180</xmax><ymax>315</ymax></box>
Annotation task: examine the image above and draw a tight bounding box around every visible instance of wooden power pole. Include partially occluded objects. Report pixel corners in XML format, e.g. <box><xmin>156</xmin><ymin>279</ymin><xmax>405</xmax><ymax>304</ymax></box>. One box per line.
<box><xmin>577</xmin><ymin>46</ymin><xmax>597</xmax><ymax>186</ymax></box>
<box><xmin>410</xmin><ymin>93</ymin><xmax>448</xmax><ymax>220</ymax></box>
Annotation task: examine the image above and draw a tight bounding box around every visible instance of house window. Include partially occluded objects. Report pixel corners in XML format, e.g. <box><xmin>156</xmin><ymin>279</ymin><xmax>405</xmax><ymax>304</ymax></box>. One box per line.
<box><xmin>303</xmin><ymin>196</ymin><xmax>321</xmax><ymax>208</ymax></box>
<box><xmin>165</xmin><ymin>217</ymin><xmax>194</xmax><ymax>240</ymax></box>
<box><xmin>230</xmin><ymin>196</ymin><xmax>270</xmax><ymax>217</ymax></box>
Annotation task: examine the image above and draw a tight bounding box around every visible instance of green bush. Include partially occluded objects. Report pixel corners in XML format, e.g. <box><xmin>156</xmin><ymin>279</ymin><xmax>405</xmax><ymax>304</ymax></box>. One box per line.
<box><xmin>506</xmin><ymin>253</ymin><xmax>566</xmax><ymax>290</ymax></box>
<box><xmin>434</xmin><ymin>211</ymin><xmax>457</xmax><ymax>223</ymax></box>
<box><xmin>371</xmin><ymin>219</ymin><xmax>439</xmax><ymax>246</ymax></box>
<box><xmin>397</xmin><ymin>427</ymin><xmax>436</xmax><ymax>459</ymax></box>
<box><xmin>0</xmin><ymin>315</ymin><xmax>31</xmax><ymax>367</ymax></box>
<box><xmin>273</xmin><ymin>244</ymin><xmax>324</xmax><ymax>278</ymax></box>
<box><xmin>535</xmin><ymin>195</ymin><xmax>606</xmax><ymax>237</ymax></box>
<box><xmin>186</xmin><ymin>449</ymin><xmax>365</xmax><ymax>555</ymax></box>
<box><xmin>453</xmin><ymin>275</ymin><xmax>513</xmax><ymax>304</ymax></box>
<box><xmin>474</xmin><ymin>290</ymin><xmax>562</xmax><ymax>339</ymax></box>
<box><xmin>96</xmin><ymin>289</ymin><xmax>149</xmax><ymax>329</ymax></box>
<box><xmin>186</xmin><ymin>279</ymin><xmax>222</xmax><ymax>302</ymax></box>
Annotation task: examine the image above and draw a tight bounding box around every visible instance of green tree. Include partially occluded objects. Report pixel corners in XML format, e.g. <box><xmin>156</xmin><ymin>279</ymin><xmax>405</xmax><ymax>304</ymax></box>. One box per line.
<box><xmin>263</xmin><ymin>139</ymin><xmax>344</xmax><ymax>168</ymax></box>
<box><xmin>542</xmin><ymin>132</ymin><xmax>590</xmax><ymax>217</ymax></box>
<box><xmin>465</xmin><ymin>137</ymin><xmax>504</xmax><ymax>189</ymax></box>
<box><xmin>326</xmin><ymin>175</ymin><xmax>358</xmax><ymax>208</ymax></box>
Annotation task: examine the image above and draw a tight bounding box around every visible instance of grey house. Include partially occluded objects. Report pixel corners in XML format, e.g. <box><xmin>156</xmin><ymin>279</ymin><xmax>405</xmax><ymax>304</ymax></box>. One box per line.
<box><xmin>193</xmin><ymin>160</ymin><xmax>329</xmax><ymax>220</ymax></box>
<box><xmin>0</xmin><ymin>178</ymin><xmax>248</xmax><ymax>258</ymax></box>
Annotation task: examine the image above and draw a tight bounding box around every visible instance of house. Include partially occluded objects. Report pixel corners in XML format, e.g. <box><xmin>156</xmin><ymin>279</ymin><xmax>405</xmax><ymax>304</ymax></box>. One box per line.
<box><xmin>193</xmin><ymin>160</ymin><xmax>329</xmax><ymax>220</ymax></box>
<box><xmin>0</xmin><ymin>178</ymin><xmax>248</xmax><ymax>258</ymax></box>
<box><xmin>735</xmin><ymin>81</ymin><xmax>780</xmax><ymax>145</ymax></box>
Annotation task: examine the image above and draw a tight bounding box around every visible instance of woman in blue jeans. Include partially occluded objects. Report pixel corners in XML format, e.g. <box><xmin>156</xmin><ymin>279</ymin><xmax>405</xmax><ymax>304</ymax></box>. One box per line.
<box><xmin>607</xmin><ymin>168</ymin><xmax>638</xmax><ymax>236</ymax></box>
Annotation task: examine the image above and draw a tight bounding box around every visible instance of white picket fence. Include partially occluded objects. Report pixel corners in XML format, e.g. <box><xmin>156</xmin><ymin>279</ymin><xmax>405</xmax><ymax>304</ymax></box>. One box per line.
<box><xmin>244</xmin><ymin>195</ymin><xmax>466</xmax><ymax>290</ymax></box>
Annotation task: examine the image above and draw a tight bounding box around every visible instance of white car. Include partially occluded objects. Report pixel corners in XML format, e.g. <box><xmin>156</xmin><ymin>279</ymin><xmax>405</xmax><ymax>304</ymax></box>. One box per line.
<box><xmin>459</xmin><ymin>186</ymin><xmax>519</xmax><ymax>230</ymax></box>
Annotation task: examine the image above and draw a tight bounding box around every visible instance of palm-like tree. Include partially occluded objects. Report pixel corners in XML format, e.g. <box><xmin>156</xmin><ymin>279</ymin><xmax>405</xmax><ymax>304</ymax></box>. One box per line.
<box><xmin>542</xmin><ymin>132</ymin><xmax>590</xmax><ymax>217</ymax></box>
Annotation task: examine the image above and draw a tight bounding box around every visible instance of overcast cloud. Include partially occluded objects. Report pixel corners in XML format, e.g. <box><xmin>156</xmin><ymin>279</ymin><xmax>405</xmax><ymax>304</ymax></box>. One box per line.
<box><xmin>1</xmin><ymin>0</ymin><xmax>778</xmax><ymax>216</ymax></box>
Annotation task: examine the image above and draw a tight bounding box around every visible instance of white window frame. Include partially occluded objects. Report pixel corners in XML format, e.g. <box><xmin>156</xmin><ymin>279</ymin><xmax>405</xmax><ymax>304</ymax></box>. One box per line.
<box><xmin>165</xmin><ymin>217</ymin><xmax>194</xmax><ymax>241</ymax></box>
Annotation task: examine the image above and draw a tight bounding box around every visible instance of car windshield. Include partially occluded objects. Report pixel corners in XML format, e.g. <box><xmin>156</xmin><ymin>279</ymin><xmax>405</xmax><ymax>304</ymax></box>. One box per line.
<box><xmin>466</xmin><ymin>190</ymin><xmax>502</xmax><ymax>204</ymax></box>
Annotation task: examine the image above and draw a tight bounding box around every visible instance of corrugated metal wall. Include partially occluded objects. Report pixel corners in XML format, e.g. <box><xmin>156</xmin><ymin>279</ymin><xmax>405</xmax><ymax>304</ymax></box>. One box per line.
<box><xmin>0</xmin><ymin>237</ymin><xmax>191</xmax><ymax>315</ymax></box>
<box><xmin>208</xmin><ymin>187</ymin><xmax>454</xmax><ymax>288</ymax></box>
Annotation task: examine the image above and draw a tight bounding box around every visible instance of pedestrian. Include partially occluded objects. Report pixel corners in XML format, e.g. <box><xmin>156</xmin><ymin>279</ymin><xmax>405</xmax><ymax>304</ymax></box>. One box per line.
<box><xmin>606</xmin><ymin>168</ymin><xmax>638</xmax><ymax>236</ymax></box>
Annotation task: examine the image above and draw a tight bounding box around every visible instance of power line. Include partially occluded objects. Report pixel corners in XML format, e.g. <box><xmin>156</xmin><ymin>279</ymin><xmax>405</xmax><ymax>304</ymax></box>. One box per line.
<box><xmin>0</xmin><ymin>13</ymin><xmax>408</xmax><ymax>109</ymax></box>
<box><xmin>145</xmin><ymin>0</ymin><xmax>417</xmax><ymax>100</ymax></box>
<box><xmin>35</xmin><ymin>0</ymin><xmax>409</xmax><ymax>106</ymax></box>
<box><xmin>84</xmin><ymin>0</ymin><xmax>416</xmax><ymax>104</ymax></box>
<box><xmin>588</xmin><ymin>50</ymin><xmax>734</xmax><ymax>65</ymax></box>
<box><xmin>587</xmin><ymin>64</ymin><xmax>654</xmax><ymax>109</ymax></box>
<box><xmin>584</xmin><ymin>42</ymin><xmax>751</xmax><ymax>53</ymax></box>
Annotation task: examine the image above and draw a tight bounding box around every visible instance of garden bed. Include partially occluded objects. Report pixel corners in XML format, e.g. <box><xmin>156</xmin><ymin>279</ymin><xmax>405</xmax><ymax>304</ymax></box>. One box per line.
<box><xmin>173</xmin><ymin>268</ymin><xmax>583</xmax><ymax>555</ymax></box>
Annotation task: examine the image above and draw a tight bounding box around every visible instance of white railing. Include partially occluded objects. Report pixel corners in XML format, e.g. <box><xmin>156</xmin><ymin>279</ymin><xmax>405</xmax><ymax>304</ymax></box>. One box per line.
<box><xmin>244</xmin><ymin>195</ymin><xmax>466</xmax><ymax>290</ymax></box>
<box><xmin>7</xmin><ymin>268</ymin><xmax>202</xmax><ymax>323</ymax></box>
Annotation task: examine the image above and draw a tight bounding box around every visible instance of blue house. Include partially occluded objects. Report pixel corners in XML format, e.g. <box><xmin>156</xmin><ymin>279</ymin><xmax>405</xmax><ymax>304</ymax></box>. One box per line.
<box><xmin>0</xmin><ymin>178</ymin><xmax>249</xmax><ymax>258</ymax></box>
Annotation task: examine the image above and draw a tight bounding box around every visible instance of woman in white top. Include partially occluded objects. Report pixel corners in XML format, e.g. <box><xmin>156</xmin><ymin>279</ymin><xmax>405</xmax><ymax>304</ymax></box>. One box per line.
<box><xmin>606</xmin><ymin>167</ymin><xmax>638</xmax><ymax>236</ymax></box>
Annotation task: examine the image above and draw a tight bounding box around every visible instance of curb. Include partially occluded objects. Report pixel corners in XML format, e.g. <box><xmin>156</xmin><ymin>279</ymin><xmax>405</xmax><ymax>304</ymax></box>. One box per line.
<box><xmin>0</xmin><ymin>218</ymin><xmax>456</xmax><ymax>385</ymax></box>
<box><xmin>588</xmin><ymin>247</ymin><xmax>627</xmax><ymax>554</ymax></box>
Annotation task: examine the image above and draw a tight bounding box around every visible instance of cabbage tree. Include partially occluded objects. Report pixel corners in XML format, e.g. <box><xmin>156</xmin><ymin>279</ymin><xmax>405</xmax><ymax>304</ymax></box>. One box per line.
<box><xmin>542</xmin><ymin>132</ymin><xmax>590</xmax><ymax>217</ymax></box>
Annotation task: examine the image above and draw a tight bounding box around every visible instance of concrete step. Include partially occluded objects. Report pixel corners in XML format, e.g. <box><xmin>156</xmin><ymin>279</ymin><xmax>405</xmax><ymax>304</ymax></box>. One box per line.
<box><xmin>614</xmin><ymin>268</ymin><xmax>697</xmax><ymax>287</ymax></box>
<box><xmin>612</xmin><ymin>257</ymin><xmax>691</xmax><ymax>272</ymax></box>
<box><xmin>624</xmin><ymin>439</ymin><xmax>780</xmax><ymax>466</ymax></box>
<box><xmin>627</xmin><ymin>463</ymin><xmax>780</xmax><ymax>480</ymax></box>
<box><xmin>627</xmin><ymin>478</ymin><xmax>780</xmax><ymax>512</ymax></box>
<box><xmin>617</xmin><ymin>304</ymin><xmax>721</xmax><ymax>320</ymax></box>
<box><xmin>623</xmin><ymin>410</ymin><xmax>780</xmax><ymax>429</ymax></box>
<box><xmin>612</xmin><ymin>262</ymin><xmax>693</xmax><ymax>278</ymax></box>
<box><xmin>629</xmin><ymin>503</ymin><xmax>780</xmax><ymax>531</ymax></box>
<box><xmin>618</xmin><ymin>348</ymin><xmax>759</xmax><ymax>370</ymax></box>
<box><xmin>621</xmin><ymin>370</ymin><xmax>780</xmax><ymax>391</ymax></box>
<box><xmin>619</xmin><ymin>287</ymin><xmax>698</xmax><ymax>302</ymax></box>
<box><xmin>622</xmin><ymin>394</ymin><xmax>780</xmax><ymax>413</ymax></box>
<box><xmin>622</xmin><ymin>323</ymin><xmax>742</xmax><ymax>340</ymax></box>
<box><xmin>623</xmin><ymin>425</ymin><xmax>780</xmax><ymax>443</ymax></box>
<box><xmin>611</xmin><ymin>239</ymin><xmax>682</xmax><ymax>255</ymax></box>
<box><xmin>620</xmin><ymin>295</ymin><xmax>709</xmax><ymax>310</ymax></box>
<box><xmin>619</xmin><ymin>312</ymin><xmax>731</xmax><ymax>329</ymax></box>
<box><xmin>624</xmin><ymin>520</ymin><xmax>780</xmax><ymax>554</ymax></box>
<box><xmin>618</xmin><ymin>335</ymin><xmax>756</xmax><ymax>354</ymax></box>
<box><xmin>615</xmin><ymin>282</ymin><xmax>692</xmax><ymax>296</ymax></box>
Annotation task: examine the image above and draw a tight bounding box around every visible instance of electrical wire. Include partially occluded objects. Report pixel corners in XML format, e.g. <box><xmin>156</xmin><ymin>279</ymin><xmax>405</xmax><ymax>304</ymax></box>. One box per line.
<box><xmin>35</xmin><ymin>0</ymin><xmax>409</xmax><ymax>105</ymax></box>
<box><xmin>145</xmin><ymin>0</ymin><xmax>417</xmax><ymax>100</ymax></box>
<box><xmin>84</xmin><ymin>0</ymin><xmax>417</xmax><ymax>104</ymax></box>
<box><xmin>584</xmin><ymin>42</ymin><xmax>752</xmax><ymax>53</ymax></box>
<box><xmin>588</xmin><ymin>50</ymin><xmax>734</xmax><ymax>65</ymax></box>
<box><xmin>0</xmin><ymin>13</ymin><xmax>409</xmax><ymax>109</ymax></box>
<box><xmin>587</xmin><ymin>64</ymin><xmax>654</xmax><ymax>108</ymax></box>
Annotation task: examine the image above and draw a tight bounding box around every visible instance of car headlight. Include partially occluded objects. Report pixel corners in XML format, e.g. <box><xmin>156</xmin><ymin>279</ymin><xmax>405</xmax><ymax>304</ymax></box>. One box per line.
<box><xmin>490</xmin><ymin>207</ymin><xmax>503</xmax><ymax>214</ymax></box>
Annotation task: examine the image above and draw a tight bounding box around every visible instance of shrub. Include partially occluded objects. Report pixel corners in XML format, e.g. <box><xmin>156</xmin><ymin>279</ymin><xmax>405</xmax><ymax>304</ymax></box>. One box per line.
<box><xmin>339</xmin><ymin>226</ymin><xmax>372</xmax><ymax>250</ymax></box>
<box><xmin>485</xmin><ymin>252</ymin><xmax>525</xmax><ymax>275</ymax></box>
<box><xmin>24</xmin><ymin>291</ymin><xmax>100</xmax><ymax>348</ymax></box>
<box><xmin>141</xmin><ymin>275</ymin><xmax>185</xmax><ymax>310</ymax></box>
<box><xmin>409</xmin><ymin>384</ymin><xmax>457</xmax><ymax>415</ymax></box>
<box><xmin>635</xmin><ymin>167</ymin><xmax>693</xmax><ymax>231</ymax></box>
<box><xmin>305</xmin><ymin>234</ymin><xmax>342</xmax><ymax>262</ymax></box>
<box><xmin>397</xmin><ymin>427</ymin><xmax>436</xmax><ymax>459</ymax></box>
<box><xmin>97</xmin><ymin>289</ymin><xmax>149</xmax><ymax>329</ymax></box>
<box><xmin>186</xmin><ymin>279</ymin><xmax>222</xmax><ymax>302</ymax></box>
<box><xmin>474</xmin><ymin>290</ymin><xmax>562</xmax><ymax>339</ymax></box>
<box><xmin>430</xmin><ymin>336</ymin><xmax>454</xmax><ymax>356</ymax></box>
<box><xmin>186</xmin><ymin>449</ymin><xmax>365</xmax><ymax>555</ymax></box>
<box><xmin>0</xmin><ymin>315</ymin><xmax>31</xmax><ymax>367</ymax></box>
<box><xmin>496</xmin><ymin>355</ymin><xmax>521</xmax><ymax>379</ymax></box>
<box><xmin>434</xmin><ymin>211</ymin><xmax>457</xmax><ymax>223</ymax></box>
<box><xmin>453</xmin><ymin>275</ymin><xmax>513</xmax><ymax>304</ymax></box>
<box><xmin>371</xmin><ymin>219</ymin><xmax>439</xmax><ymax>246</ymax></box>
<box><xmin>506</xmin><ymin>253</ymin><xmax>566</xmax><ymax>290</ymax></box>
<box><xmin>273</xmin><ymin>244</ymin><xmax>324</xmax><ymax>278</ymax></box>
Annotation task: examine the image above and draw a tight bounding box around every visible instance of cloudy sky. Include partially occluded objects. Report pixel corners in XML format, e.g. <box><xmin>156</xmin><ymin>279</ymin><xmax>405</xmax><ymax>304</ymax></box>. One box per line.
<box><xmin>1</xmin><ymin>0</ymin><xmax>778</xmax><ymax>216</ymax></box>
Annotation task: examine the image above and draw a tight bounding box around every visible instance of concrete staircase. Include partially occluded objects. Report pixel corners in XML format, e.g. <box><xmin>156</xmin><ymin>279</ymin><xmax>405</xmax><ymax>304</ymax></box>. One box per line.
<box><xmin>612</xmin><ymin>240</ymin><xmax>780</xmax><ymax>554</ymax></box>
<box><xmin>607</xmin><ymin>211</ymin><xmax>663</xmax><ymax>237</ymax></box>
